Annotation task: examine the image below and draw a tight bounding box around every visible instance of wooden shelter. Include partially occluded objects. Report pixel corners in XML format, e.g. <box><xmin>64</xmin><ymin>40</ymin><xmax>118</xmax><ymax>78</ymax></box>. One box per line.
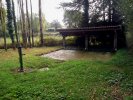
<box><xmin>57</xmin><ymin>25</ymin><xmax>122</xmax><ymax>51</ymax></box>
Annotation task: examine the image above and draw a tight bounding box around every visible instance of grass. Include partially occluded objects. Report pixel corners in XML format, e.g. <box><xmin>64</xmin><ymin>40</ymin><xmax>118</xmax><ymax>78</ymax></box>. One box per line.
<box><xmin>0</xmin><ymin>47</ymin><xmax>133</xmax><ymax>100</ymax></box>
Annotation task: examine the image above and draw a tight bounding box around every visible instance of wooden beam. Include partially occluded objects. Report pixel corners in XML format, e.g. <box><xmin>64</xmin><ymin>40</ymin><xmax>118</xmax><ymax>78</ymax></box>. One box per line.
<box><xmin>57</xmin><ymin>25</ymin><xmax>121</xmax><ymax>34</ymax></box>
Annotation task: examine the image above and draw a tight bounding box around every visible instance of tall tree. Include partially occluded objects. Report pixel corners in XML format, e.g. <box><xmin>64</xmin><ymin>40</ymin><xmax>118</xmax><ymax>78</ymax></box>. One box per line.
<box><xmin>50</xmin><ymin>20</ymin><xmax>62</xmax><ymax>30</ymax></box>
<box><xmin>99</xmin><ymin>0</ymin><xmax>122</xmax><ymax>24</ymax></box>
<box><xmin>120</xmin><ymin>0</ymin><xmax>133</xmax><ymax>28</ymax></box>
<box><xmin>119</xmin><ymin>0</ymin><xmax>133</xmax><ymax>48</ymax></box>
<box><xmin>61</xmin><ymin>0</ymin><xmax>89</xmax><ymax>27</ymax></box>
<box><xmin>18</xmin><ymin>0</ymin><xmax>27</xmax><ymax>48</ymax></box>
<box><xmin>63</xmin><ymin>10</ymin><xmax>82</xmax><ymax>28</ymax></box>
<box><xmin>112</xmin><ymin>0</ymin><xmax>122</xmax><ymax>23</ymax></box>
<box><xmin>0</xmin><ymin>0</ymin><xmax>7</xmax><ymax>50</ymax></box>
<box><xmin>26</xmin><ymin>0</ymin><xmax>31</xmax><ymax>47</ymax></box>
<box><xmin>82</xmin><ymin>0</ymin><xmax>89</xmax><ymax>27</ymax></box>
<box><xmin>102</xmin><ymin>0</ymin><xmax>106</xmax><ymax>21</ymax></box>
<box><xmin>12</xmin><ymin>0</ymin><xmax>19</xmax><ymax>44</ymax></box>
<box><xmin>39</xmin><ymin>0</ymin><xmax>44</xmax><ymax>46</ymax></box>
<box><xmin>30</xmin><ymin>0</ymin><xmax>34</xmax><ymax>46</ymax></box>
<box><xmin>6</xmin><ymin>0</ymin><xmax>15</xmax><ymax>49</ymax></box>
<box><xmin>61</xmin><ymin>0</ymin><xmax>123</xmax><ymax>25</ymax></box>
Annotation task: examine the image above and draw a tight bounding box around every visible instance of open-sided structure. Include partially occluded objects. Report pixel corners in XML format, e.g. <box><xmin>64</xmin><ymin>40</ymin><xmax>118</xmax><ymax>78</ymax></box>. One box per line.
<box><xmin>57</xmin><ymin>25</ymin><xmax>123</xmax><ymax>51</ymax></box>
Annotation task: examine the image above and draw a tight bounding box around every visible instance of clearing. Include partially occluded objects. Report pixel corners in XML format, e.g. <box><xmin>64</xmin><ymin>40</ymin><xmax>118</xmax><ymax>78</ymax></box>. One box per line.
<box><xmin>0</xmin><ymin>47</ymin><xmax>133</xmax><ymax>100</ymax></box>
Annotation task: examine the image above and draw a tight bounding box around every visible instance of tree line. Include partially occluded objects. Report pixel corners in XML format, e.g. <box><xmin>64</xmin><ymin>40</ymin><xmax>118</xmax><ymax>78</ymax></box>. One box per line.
<box><xmin>61</xmin><ymin>0</ymin><xmax>132</xmax><ymax>29</ymax></box>
<box><xmin>0</xmin><ymin>0</ymin><xmax>45</xmax><ymax>50</ymax></box>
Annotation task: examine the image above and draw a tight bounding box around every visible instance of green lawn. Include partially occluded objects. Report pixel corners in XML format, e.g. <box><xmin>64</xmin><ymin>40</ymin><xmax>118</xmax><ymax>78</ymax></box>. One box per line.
<box><xmin>0</xmin><ymin>47</ymin><xmax>133</xmax><ymax>100</ymax></box>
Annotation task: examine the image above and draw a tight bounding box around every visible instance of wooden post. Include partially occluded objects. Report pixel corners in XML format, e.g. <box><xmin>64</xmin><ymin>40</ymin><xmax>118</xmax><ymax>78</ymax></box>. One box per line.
<box><xmin>63</xmin><ymin>36</ymin><xmax>66</xmax><ymax>49</ymax></box>
<box><xmin>85</xmin><ymin>35</ymin><xmax>89</xmax><ymax>50</ymax></box>
<box><xmin>18</xmin><ymin>46</ymin><xmax>24</xmax><ymax>72</ymax></box>
<box><xmin>114</xmin><ymin>30</ymin><xmax>117</xmax><ymax>51</ymax></box>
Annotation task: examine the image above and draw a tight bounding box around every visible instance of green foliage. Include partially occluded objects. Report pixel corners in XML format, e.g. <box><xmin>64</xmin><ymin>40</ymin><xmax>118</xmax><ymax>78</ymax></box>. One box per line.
<box><xmin>109</xmin><ymin>49</ymin><xmax>133</xmax><ymax>67</ymax></box>
<box><xmin>121</xmin><ymin>80</ymin><xmax>133</xmax><ymax>92</ymax></box>
<box><xmin>119</xmin><ymin>0</ymin><xmax>133</xmax><ymax>49</ymax></box>
<box><xmin>64</xmin><ymin>10</ymin><xmax>83</xmax><ymax>28</ymax></box>
<box><xmin>32</xmin><ymin>14</ymin><xmax>40</xmax><ymax>33</ymax></box>
<box><xmin>61</xmin><ymin>0</ymin><xmax>123</xmax><ymax>25</ymax></box>
<box><xmin>49</xmin><ymin>20</ymin><xmax>62</xmax><ymax>30</ymax></box>
<box><xmin>105</xmin><ymin>71</ymin><xmax>127</xmax><ymax>86</ymax></box>
<box><xmin>119</xmin><ymin>0</ymin><xmax>133</xmax><ymax>26</ymax></box>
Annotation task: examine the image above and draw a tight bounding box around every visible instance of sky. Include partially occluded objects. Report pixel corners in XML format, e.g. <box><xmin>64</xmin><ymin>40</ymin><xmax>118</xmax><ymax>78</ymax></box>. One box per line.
<box><xmin>41</xmin><ymin>0</ymin><xmax>71</xmax><ymax>24</ymax></box>
<box><xmin>14</xmin><ymin>0</ymin><xmax>71</xmax><ymax>26</ymax></box>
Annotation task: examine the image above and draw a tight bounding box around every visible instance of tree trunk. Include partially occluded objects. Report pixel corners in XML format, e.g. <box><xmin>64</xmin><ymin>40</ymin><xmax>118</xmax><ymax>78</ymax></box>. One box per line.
<box><xmin>39</xmin><ymin>0</ymin><xmax>44</xmax><ymax>46</ymax></box>
<box><xmin>0</xmin><ymin>0</ymin><xmax>7</xmax><ymax>51</ymax></box>
<box><xmin>108</xmin><ymin>0</ymin><xmax>112</xmax><ymax>23</ymax></box>
<box><xmin>26</xmin><ymin>0</ymin><xmax>31</xmax><ymax>47</ymax></box>
<box><xmin>19</xmin><ymin>0</ymin><xmax>27</xmax><ymax>48</ymax></box>
<box><xmin>30</xmin><ymin>0</ymin><xmax>34</xmax><ymax>47</ymax></box>
<box><xmin>17</xmin><ymin>0</ymin><xmax>22</xmax><ymax>43</ymax></box>
<box><xmin>12</xmin><ymin>0</ymin><xmax>19</xmax><ymax>45</ymax></box>
<box><xmin>82</xmin><ymin>0</ymin><xmax>89</xmax><ymax>27</ymax></box>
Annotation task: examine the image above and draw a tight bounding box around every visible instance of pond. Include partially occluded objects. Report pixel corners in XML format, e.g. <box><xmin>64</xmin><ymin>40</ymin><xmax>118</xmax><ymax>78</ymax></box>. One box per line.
<box><xmin>42</xmin><ymin>49</ymin><xmax>113</xmax><ymax>61</ymax></box>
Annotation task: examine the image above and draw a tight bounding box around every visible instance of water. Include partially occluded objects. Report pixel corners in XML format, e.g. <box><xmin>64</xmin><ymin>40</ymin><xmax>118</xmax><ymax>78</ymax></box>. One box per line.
<box><xmin>42</xmin><ymin>50</ymin><xmax>113</xmax><ymax>61</ymax></box>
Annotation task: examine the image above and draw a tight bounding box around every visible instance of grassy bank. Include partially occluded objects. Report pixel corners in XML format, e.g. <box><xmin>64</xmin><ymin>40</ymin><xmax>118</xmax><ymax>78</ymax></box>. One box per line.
<box><xmin>0</xmin><ymin>47</ymin><xmax>133</xmax><ymax>100</ymax></box>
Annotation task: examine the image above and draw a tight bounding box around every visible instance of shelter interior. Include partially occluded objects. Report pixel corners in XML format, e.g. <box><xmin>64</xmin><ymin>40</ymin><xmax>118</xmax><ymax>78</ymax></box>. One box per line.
<box><xmin>58</xmin><ymin>25</ymin><xmax>126</xmax><ymax>51</ymax></box>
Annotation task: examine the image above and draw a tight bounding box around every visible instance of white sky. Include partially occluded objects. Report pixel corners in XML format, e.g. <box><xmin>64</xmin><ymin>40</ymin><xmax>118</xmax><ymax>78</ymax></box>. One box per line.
<box><xmin>15</xmin><ymin>0</ymin><xmax>71</xmax><ymax>25</ymax></box>
<box><xmin>3</xmin><ymin>0</ymin><xmax>71</xmax><ymax>25</ymax></box>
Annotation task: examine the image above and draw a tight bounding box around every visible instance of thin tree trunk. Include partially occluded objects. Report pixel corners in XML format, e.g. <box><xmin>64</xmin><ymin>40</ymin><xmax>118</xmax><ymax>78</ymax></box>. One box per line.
<box><xmin>19</xmin><ymin>0</ymin><xmax>27</xmax><ymax>48</ymax></box>
<box><xmin>0</xmin><ymin>0</ymin><xmax>7</xmax><ymax>51</ymax></box>
<box><xmin>108</xmin><ymin>0</ymin><xmax>112</xmax><ymax>23</ymax></box>
<box><xmin>82</xmin><ymin>0</ymin><xmax>89</xmax><ymax>27</ymax></box>
<box><xmin>30</xmin><ymin>0</ymin><xmax>34</xmax><ymax>47</ymax></box>
<box><xmin>12</xmin><ymin>0</ymin><xmax>19</xmax><ymax>45</ymax></box>
<box><xmin>39</xmin><ymin>0</ymin><xmax>44</xmax><ymax>46</ymax></box>
<box><xmin>17</xmin><ymin>0</ymin><xmax>23</xmax><ymax>43</ymax></box>
<box><xmin>26</xmin><ymin>0</ymin><xmax>31</xmax><ymax>47</ymax></box>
